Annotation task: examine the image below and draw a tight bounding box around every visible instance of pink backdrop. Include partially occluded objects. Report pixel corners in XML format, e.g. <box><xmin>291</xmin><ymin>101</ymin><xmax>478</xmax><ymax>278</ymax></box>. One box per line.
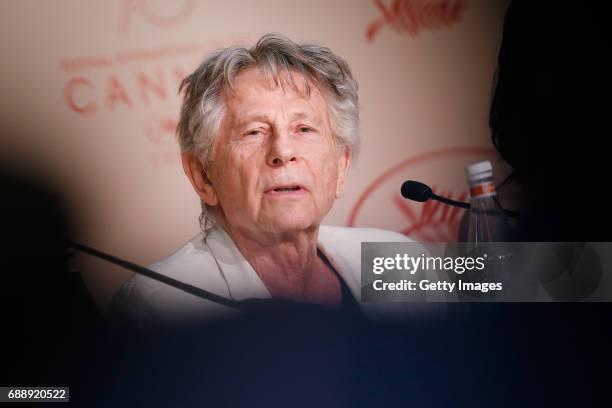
<box><xmin>0</xmin><ymin>0</ymin><xmax>510</xmax><ymax>311</ymax></box>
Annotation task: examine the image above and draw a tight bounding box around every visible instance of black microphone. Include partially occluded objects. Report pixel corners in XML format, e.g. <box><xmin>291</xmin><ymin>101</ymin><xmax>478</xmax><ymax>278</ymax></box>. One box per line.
<box><xmin>401</xmin><ymin>180</ymin><xmax>470</xmax><ymax>209</ymax></box>
<box><xmin>400</xmin><ymin>180</ymin><xmax>523</xmax><ymax>218</ymax></box>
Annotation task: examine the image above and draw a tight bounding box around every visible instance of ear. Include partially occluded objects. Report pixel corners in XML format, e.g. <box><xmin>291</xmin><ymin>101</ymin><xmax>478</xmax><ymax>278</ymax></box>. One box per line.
<box><xmin>335</xmin><ymin>147</ymin><xmax>352</xmax><ymax>198</ymax></box>
<box><xmin>181</xmin><ymin>152</ymin><xmax>219</xmax><ymax>206</ymax></box>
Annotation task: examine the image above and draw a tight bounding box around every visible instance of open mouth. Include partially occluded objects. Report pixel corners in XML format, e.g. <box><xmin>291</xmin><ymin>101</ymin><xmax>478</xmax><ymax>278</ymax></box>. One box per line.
<box><xmin>273</xmin><ymin>186</ymin><xmax>301</xmax><ymax>192</ymax></box>
<box><xmin>265</xmin><ymin>185</ymin><xmax>307</xmax><ymax>195</ymax></box>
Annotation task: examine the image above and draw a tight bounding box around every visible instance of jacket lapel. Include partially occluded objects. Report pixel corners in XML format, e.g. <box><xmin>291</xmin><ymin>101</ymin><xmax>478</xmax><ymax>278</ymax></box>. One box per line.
<box><xmin>204</xmin><ymin>225</ymin><xmax>362</xmax><ymax>305</ymax></box>
<box><xmin>204</xmin><ymin>226</ymin><xmax>271</xmax><ymax>301</ymax></box>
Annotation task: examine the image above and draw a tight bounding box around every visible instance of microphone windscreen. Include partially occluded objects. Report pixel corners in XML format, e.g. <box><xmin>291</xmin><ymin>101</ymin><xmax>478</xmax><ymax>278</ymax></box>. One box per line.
<box><xmin>401</xmin><ymin>180</ymin><xmax>432</xmax><ymax>202</ymax></box>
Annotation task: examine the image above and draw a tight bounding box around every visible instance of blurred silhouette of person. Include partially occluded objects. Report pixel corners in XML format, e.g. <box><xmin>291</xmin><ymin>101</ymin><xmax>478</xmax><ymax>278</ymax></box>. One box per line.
<box><xmin>453</xmin><ymin>3</ymin><xmax>611</xmax><ymax>404</ymax></box>
<box><xmin>488</xmin><ymin>1</ymin><xmax>608</xmax><ymax>241</ymax></box>
<box><xmin>0</xmin><ymin>163</ymin><xmax>103</xmax><ymax>387</ymax></box>
<box><xmin>456</xmin><ymin>1</ymin><xmax>608</xmax><ymax>304</ymax></box>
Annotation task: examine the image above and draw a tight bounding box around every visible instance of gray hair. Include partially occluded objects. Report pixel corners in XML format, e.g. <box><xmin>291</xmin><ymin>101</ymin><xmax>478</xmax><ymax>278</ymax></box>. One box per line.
<box><xmin>177</xmin><ymin>33</ymin><xmax>360</xmax><ymax>231</ymax></box>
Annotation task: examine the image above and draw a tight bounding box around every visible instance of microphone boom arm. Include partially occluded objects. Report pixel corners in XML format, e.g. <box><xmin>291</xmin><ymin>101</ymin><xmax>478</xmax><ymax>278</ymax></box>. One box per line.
<box><xmin>68</xmin><ymin>241</ymin><xmax>243</xmax><ymax>310</ymax></box>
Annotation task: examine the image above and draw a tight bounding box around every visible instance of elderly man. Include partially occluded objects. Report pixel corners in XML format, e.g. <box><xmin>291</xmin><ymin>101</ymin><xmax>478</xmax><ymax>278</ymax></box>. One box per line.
<box><xmin>112</xmin><ymin>33</ymin><xmax>415</xmax><ymax>328</ymax></box>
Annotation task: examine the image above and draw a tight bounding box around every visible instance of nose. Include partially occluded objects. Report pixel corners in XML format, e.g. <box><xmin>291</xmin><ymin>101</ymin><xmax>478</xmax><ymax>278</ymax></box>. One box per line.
<box><xmin>266</xmin><ymin>130</ymin><xmax>297</xmax><ymax>167</ymax></box>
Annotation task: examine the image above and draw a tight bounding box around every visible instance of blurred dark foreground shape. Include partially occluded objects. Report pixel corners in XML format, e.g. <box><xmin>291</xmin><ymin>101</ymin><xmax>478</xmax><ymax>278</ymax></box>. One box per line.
<box><xmin>0</xmin><ymin>165</ymin><xmax>608</xmax><ymax>407</ymax></box>
<box><xmin>489</xmin><ymin>1</ymin><xmax>610</xmax><ymax>241</ymax></box>
<box><xmin>0</xmin><ymin>166</ymin><xmax>103</xmax><ymax>386</ymax></box>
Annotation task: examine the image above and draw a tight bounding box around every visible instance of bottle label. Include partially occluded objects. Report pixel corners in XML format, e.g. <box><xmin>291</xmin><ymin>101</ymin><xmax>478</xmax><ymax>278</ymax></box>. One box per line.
<box><xmin>470</xmin><ymin>181</ymin><xmax>496</xmax><ymax>198</ymax></box>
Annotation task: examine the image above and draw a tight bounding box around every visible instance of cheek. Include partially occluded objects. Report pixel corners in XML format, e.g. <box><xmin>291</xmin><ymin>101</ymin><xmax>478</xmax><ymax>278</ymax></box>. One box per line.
<box><xmin>327</xmin><ymin>165</ymin><xmax>341</xmax><ymax>198</ymax></box>
<box><xmin>315</xmin><ymin>150</ymin><xmax>341</xmax><ymax>197</ymax></box>
<box><xmin>214</xmin><ymin>149</ymin><xmax>260</xmax><ymax>204</ymax></box>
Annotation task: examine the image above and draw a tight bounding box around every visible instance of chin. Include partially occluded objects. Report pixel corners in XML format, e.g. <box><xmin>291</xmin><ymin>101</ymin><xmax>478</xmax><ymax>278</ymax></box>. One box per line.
<box><xmin>265</xmin><ymin>214</ymin><xmax>319</xmax><ymax>233</ymax></box>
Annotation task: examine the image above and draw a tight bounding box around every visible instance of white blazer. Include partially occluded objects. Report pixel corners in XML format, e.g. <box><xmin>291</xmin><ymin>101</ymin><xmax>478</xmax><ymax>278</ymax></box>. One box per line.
<box><xmin>111</xmin><ymin>225</ymin><xmax>442</xmax><ymax>330</ymax></box>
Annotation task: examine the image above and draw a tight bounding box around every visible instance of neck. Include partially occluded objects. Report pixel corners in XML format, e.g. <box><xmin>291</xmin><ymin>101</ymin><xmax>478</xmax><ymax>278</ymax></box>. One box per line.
<box><xmin>219</xmin><ymin>222</ymin><xmax>340</xmax><ymax>306</ymax></box>
<box><xmin>226</xmin><ymin>223</ymin><xmax>320</xmax><ymax>283</ymax></box>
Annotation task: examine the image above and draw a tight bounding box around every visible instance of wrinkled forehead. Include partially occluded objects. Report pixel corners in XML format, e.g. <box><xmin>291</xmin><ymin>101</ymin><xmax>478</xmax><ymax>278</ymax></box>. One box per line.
<box><xmin>221</xmin><ymin>67</ymin><xmax>330</xmax><ymax>121</ymax></box>
<box><xmin>223</xmin><ymin>66</ymin><xmax>326</xmax><ymax>104</ymax></box>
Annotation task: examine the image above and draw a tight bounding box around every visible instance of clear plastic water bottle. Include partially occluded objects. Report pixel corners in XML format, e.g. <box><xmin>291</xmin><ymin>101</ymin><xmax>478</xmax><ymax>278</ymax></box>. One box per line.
<box><xmin>465</xmin><ymin>160</ymin><xmax>514</xmax><ymax>248</ymax></box>
<box><xmin>460</xmin><ymin>161</ymin><xmax>515</xmax><ymax>298</ymax></box>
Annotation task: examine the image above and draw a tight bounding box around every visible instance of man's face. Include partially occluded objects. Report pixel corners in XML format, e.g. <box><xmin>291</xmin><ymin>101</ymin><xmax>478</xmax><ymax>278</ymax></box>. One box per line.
<box><xmin>203</xmin><ymin>68</ymin><xmax>350</xmax><ymax>238</ymax></box>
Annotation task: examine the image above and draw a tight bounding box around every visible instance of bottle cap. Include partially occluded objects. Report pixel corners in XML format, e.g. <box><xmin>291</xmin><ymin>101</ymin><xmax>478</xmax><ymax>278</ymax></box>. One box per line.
<box><xmin>465</xmin><ymin>160</ymin><xmax>493</xmax><ymax>180</ymax></box>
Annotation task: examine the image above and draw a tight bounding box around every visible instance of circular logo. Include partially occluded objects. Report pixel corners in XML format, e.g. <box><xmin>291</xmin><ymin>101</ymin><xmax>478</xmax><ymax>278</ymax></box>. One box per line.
<box><xmin>348</xmin><ymin>146</ymin><xmax>499</xmax><ymax>242</ymax></box>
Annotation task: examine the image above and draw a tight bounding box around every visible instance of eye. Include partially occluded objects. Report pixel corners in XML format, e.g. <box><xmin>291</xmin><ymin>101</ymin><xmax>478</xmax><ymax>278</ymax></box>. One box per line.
<box><xmin>243</xmin><ymin>128</ymin><xmax>264</xmax><ymax>137</ymax></box>
<box><xmin>298</xmin><ymin>126</ymin><xmax>313</xmax><ymax>133</ymax></box>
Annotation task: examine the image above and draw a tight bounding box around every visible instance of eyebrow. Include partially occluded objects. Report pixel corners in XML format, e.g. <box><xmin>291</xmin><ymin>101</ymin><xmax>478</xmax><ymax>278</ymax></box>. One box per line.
<box><xmin>234</xmin><ymin>111</ymin><xmax>322</xmax><ymax>129</ymax></box>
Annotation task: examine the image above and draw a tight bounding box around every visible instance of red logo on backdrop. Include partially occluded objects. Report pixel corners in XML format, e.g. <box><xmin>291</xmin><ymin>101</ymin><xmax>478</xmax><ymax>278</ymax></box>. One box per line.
<box><xmin>59</xmin><ymin>47</ymin><xmax>205</xmax><ymax>168</ymax></box>
<box><xmin>118</xmin><ymin>0</ymin><xmax>197</xmax><ymax>35</ymax></box>
<box><xmin>348</xmin><ymin>147</ymin><xmax>497</xmax><ymax>242</ymax></box>
<box><xmin>366</xmin><ymin>0</ymin><xmax>467</xmax><ymax>42</ymax></box>
<box><xmin>62</xmin><ymin>64</ymin><xmax>191</xmax><ymax>115</ymax></box>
